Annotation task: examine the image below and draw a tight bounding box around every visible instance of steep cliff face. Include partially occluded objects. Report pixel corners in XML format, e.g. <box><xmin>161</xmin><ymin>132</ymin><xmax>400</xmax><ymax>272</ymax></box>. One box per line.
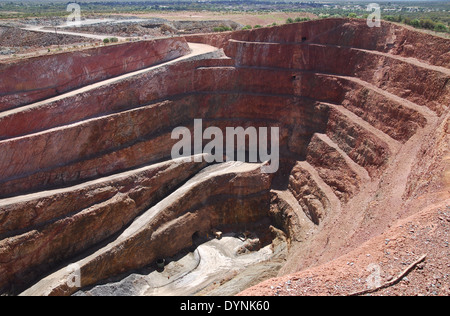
<box><xmin>0</xmin><ymin>19</ymin><xmax>448</xmax><ymax>296</ymax></box>
<box><xmin>0</xmin><ymin>37</ymin><xmax>191</xmax><ymax>111</ymax></box>
<box><xmin>185</xmin><ymin>18</ymin><xmax>450</xmax><ymax>67</ymax></box>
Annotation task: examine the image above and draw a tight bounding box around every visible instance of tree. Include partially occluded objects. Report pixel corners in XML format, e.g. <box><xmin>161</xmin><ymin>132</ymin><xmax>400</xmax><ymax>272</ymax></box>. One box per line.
<box><xmin>286</xmin><ymin>18</ymin><xmax>294</xmax><ymax>24</ymax></box>
<box><xmin>434</xmin><ymin>23</ymin><xmax>448</xmax><ymax>33</ymax></box>
<box><xmin>213</xmin><ymin>26</ymin><xmax>232</xmax><ymax>32</ymax></box>
<box><xmin>295</xmin><ymin>17</ymin><xmax>310</xmax><ymax>23</ymax></box>
<box><xmin>103</xmin><ymin>38</ymin><xmax>110</xmax><ymax>44</ymax></box>
<box><xmin>420</xmin><ymin>19</ymin><xmax>436</xmax><ymax>30</ymax></box>
<box><xmin>411</xmin><ymin>19</ymin><xmax>421</xmax><ymax>28</ymax></box>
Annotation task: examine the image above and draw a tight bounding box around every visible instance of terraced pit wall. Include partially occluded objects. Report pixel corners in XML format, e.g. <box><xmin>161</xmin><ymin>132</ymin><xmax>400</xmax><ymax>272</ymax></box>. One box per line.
<box><xmin>0</xmin><ymin>19</ymin><xmax>448</xmax><ymax>295</ymax></box>
<box><xmin>0</xmin><ymin>37</ymin><xmax>191</xmax><ymax>111</ymax></box>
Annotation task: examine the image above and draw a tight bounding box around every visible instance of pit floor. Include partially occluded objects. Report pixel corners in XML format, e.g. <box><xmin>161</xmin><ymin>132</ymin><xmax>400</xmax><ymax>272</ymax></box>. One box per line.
<box><xmin>74</xmin><ymin>233</ymin><xmax>287</xmax><ymax>296</ymax></box>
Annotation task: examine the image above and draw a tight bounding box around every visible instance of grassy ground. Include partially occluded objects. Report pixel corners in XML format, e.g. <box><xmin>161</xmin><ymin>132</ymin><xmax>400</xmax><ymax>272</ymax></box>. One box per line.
<box><xmin>106</xmin><ymin>11</ymin><xmax>317</xmax><ymax>27</ymax></box>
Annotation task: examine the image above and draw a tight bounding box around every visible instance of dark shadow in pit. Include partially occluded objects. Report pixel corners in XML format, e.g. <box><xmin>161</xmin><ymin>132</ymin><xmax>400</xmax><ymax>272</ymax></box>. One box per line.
<box><xmin>271</xmin><ymin>158</ymin><xmax>297</xmax><ymax>190</ymax></box>
<box><xmin>72</xmin><ymin>220</ymin><xmax>284</xmax><ymax>296</ymax></box>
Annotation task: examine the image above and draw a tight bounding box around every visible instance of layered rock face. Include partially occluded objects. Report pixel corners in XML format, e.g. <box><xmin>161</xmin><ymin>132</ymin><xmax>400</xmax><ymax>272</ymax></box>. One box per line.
<box><xmin>0</xmin><ymin>19</ymin><xmax>448</xmax><ymax>296</ymax></box>
<box><xmin>0</xmin><ymin>37</ymin><xmax>191</xmax><ymax>111</ymax></box>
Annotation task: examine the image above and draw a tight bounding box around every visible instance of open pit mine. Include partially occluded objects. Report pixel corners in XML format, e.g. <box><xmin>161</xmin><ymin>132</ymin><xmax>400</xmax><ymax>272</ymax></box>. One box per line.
<box><xmin>0</xmin><ymin>19</ymin><xmax>449</xmax><ymax>296</ymax></box>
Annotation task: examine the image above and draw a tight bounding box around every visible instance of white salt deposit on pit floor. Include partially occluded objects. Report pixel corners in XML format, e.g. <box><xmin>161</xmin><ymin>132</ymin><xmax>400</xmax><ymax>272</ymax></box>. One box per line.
<box><xmin>74</xmin><ymin>234</ymin><xmax>287</xmax><ymax>296</ymax></box>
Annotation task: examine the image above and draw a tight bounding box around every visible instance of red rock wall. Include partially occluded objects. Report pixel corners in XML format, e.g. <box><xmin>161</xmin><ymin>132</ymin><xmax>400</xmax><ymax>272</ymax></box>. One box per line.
<box><xmin>185</xmin><ymin>19</ymin><xmax>450</xmax><ymax>67</ymax></box>
<box><xmin>0</xmin><ymin>46</ymin><xmax>440</xmax><ymax>198</ymax></box>
<box><xmin>224</xmin><ymin>40</ymin><xmax>449</xmax><ymax>114</ymax></box>
<box><xmin>0</xmin><ymin>91</ymin><xmax>326</xmax><ymax>198</ymax></box>
<box><xmin>0</xmin><ymin>37</ymin><xmax>191</xmax><ymax>111</ymax></box>
<box><xmin>0</xmin><ymin>159</ymin><xmax>208</xmax><ymax>291</ymax></box>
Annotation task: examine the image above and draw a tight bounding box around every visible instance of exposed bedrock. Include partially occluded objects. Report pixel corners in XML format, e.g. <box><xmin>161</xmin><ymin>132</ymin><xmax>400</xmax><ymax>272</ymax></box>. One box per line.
<box><xmin>0</xmin><ymin>157</ymin><xmax>209</xmax><ymax>292</ymax></box>
<box><xmin>0</xmin><ymin>93</ymin><xmax>327</xmax><ymax>198</ymax></box>
<box><xmin>0</xmin><ymin>37</ymin><xmax>191</xmax><ymax>111</ymax></box>
<box><xmin>21</xmin><ymin>162</ymin><xmax>273</xmax><ymax>296</ymax></box>
<box><xmin>223</xmin><ymin>40</ymin><xmax>449</xmax><ymax>115</ymax></box>
<box><xmin>0</xmin><ymin>19</ymin><xmax>448</xmax><ymax>295</ymax></box>
<box><xmin>185</xmin><ymin>18</ymin><xmax>450</xmax><ymax>67</ymax></box>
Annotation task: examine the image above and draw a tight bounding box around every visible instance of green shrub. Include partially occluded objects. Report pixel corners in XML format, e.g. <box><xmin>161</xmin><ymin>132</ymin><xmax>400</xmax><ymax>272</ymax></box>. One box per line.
<box><xmin>213</xmin><ymin>26</ymin><xmax>232</xmax><ymax>32</ymax></box>
<box><xmin>420</xmin><ymin>19</ymin><xmax>436</xmax><ymax>30</ymax></box>
<box><xmin>254</xmin><ymin>25</ymin><xmax>262</xmax><ymax>29</ymax></box>
<box><xmin>410</xmin><ymin>19</ymin><xmax>421</xmax><ymax>28</ymax></box>
<box><xmin>348</xmin><ymin>13</ymin><xmax>357</xmax><ymax>18</ymax></box>
<box><xmin>286</xmin><ymin>18</ymin><xmax>294</xmax><ymax>24</ymax></box>
<box><xmin>434</xmin><ymin>23</ymin><xmax>448</xmax><ymax>32</ymax></box>
<box><xmin>295</xmin><ymin>17</ymin><xmax>310</xmax><ymax>23</ymax></box>
<box><xmin>110</xmin><ymin>37</ymin><xmax>119</xmax><ymax>43</ymax></box>
<box><xmin>384</xmin><ymin>15</ymin><xmax>402</xmax><ymax>23</ymax></box>
<box><xmin>242</xmin><ymin>25</ymin><xmax>252</xmax><ymax>30</ymax></box>
<box><xmin>103</xmin><ymin>38</ymin><xmax>110</xmax><ymax>44</ymax></box>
